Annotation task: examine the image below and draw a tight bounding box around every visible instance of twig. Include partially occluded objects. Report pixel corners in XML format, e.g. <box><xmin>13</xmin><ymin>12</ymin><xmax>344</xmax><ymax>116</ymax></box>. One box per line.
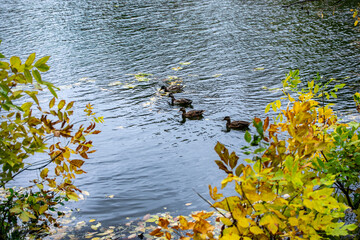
<box><xmin>193</xmin><ymin>189</ymin><xmax>227</xmax><ymax>218</ymax></box>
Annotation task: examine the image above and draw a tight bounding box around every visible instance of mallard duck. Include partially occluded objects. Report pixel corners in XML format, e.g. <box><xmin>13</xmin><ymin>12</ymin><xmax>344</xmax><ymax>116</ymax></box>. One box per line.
<box><xmin>169</xmin><ymin>93</ymin><xmax>192</xmax><ymax>106</ymax></box>
<box><xmin>179</xmin><ymin>107</ymin><xmax>204</xmax><ymax>119</ymax></box>
<box><xmin>223</xmin><ymin>116</ymin><xmax>250</xmax><ymax>129</ymax></box>
<box><xmin>160</xmin><ymin>85</ymin><xmax>184</xmax><ymax>93</ymax></box>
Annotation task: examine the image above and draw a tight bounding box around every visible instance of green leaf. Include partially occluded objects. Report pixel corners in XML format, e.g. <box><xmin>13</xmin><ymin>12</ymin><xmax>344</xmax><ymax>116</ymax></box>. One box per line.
<box><xmin>0</xmin><ymin>53</ymin><xmax>5</xmax><ymax>58</ymax></box>
<box><xmin>32</xmin><ymin>69</ymin><xmax>43</xmax><ymax>84</ymax></box>
<box><xmin>10</xmin><ymin>56</ymin><xmax>21</xmax><ymax>67</ymax></box>
<box><xmin>25</xmin><ymin>91</ymin><xmax>39</xmax><ymax>106</ymax></box>
<box><xmin>330</xmin><ymin>91</ymin><xmax>337</xmax><ymax>99</ymax></box>
<box><xmin>58</xmin><ymin>99</ymin><xmax>66</xmax><ymax>110</ymax></box>
<box><xmin>34</xmin><ymin>56</ymin><xmax>50</xmax><ymax>68</ymax></box>
<box><xmin>21</xmin><ymin>102</ymin><xmax>33</xmax><ymax>111</ymax></box>
<box><xmin>36</xmin><ymin>63</ymin><xmax>50</xmax><ymax>72</ymax></box>
<box><xmin>25</xmin><ymin>53</ymin><xmax>36</xmax><ymax>67</ymax></box>
<box><xmin>49</xmin><ymin>97</ymin><xmax>55</xmax><ymax>109</ymax></box>
<box><xmin>24</xmin><ymin>69</ymin><xmax>33</xmax><ymax>83</ymax></box>
<box><xmin>65</xmin><ymin>101</ymin><xmax>74</xmax><ymax>110</ymax></box>
<box><xmin>244</xmin><ymin>131</ymin><xmax>251</xmax><ymax>143</ymax></box>
<box><xmin>46</xmin><ymin>83</ymin><xmax>58</xmax><ymax>98</ymax></box>
<box><xmin>0</xmin><ymin>61</ymin><xmax>10</xmax><ymax>69</ymax></box>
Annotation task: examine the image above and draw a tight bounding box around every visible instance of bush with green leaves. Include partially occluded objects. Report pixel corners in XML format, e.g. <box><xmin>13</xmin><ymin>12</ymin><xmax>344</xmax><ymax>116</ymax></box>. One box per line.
<box><xmin>0</xmin><ymin>42</ymin><xmax>102</xmax><ymax>239</ymax></box>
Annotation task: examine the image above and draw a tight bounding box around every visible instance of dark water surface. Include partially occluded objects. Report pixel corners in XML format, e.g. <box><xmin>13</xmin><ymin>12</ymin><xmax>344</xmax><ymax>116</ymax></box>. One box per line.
<box><xmin>1</xmin><ymin>0</ymin><xmax>360</xmax><ymax>227</ymax></box>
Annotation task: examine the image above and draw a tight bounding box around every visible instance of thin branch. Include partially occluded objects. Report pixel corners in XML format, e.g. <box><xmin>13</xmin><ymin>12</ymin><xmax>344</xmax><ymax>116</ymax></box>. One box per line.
<box><xmin>193</xmin><ymin>189</ymin><xmax>227</xmax><ymax>218</ymax></box>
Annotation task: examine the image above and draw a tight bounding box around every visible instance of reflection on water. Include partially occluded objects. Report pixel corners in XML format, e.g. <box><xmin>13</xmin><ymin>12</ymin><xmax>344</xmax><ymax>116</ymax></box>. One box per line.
<box><xmin>1</xmin><ymin>0</ymin><xmax>360</xmax><ymax>226</ymax></box>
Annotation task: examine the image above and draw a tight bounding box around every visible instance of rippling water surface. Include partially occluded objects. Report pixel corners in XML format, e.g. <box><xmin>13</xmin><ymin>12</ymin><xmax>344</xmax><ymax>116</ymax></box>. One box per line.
<box><xmin>1</xmin><ymin>0</ymin><xmax>360</xmax><ymax>227</ymax></box>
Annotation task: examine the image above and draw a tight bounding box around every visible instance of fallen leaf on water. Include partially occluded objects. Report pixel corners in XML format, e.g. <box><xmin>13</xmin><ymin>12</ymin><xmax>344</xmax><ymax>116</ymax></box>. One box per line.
<box><xmin>185</xmin><ymin>203</ymin><xmax>192</xmax><ymax>206</ymax></box>
<box><xmin>91</xmin><ymin>222</ymin><xmax>101</xmax><ymax>231</ymax></box>
<box><xmin>179</xmin><ymin>62</ymin><xmax>191</xmax><ymax>65</ymax></box>
<box><xmin>128</xmin><ymin>234</ymin><xmax>137</xmax><ymax>239</ymax></box>
<box><xmin>172</xmin><ymin>67</ymin><xmax>183</xmax><ymax>71</ymax></box>
<box><xmin>108</xmin><ymin>81</ymin><xmax>122</xmax><ymax>86</ymax></box>
<box><xmin>91</xmin><ymin>238</ymin><xmax>100</xmax><ymax>240</ymax></box>
<box><xmin>89</xmin><ymin>219</ymin><xmax>96</xmax><ymax>223</ymax></box>
<box><xmin>106</xmin><ymin>195</ymin><xmax>114</xmax><ymax>198</ymax></box>
<box><xmin>82</xmin><ymin>190</ymin><xmax>90</xmax><ymax>196</ymax></box>
<box><xmin>143</xmin><ymin>214</ymin><xmax>151</xmax><ymax>221</ymax></box>
<box><xmin>213</xmin><ymin>74</ymin><xmax>222</xmax><ymax>77</ymax></box>
<box><xmin>253</xmin><ymin>67</ymin><xmax>265</xmax><ymax>71</ymax></box>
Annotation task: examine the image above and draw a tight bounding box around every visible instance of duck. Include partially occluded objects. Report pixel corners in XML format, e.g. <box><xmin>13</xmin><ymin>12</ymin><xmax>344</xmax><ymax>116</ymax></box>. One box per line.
<box><xmin>179</xmin><ymin>107</ymin><xmax>204</xmax><ymax>119</ymax></box>
<box><xmin>168</xmin><ymin>93</ymin><xmax>192</xmax><ymax>107</ymax></box>
<box><xmin>160</xmin><ymin>85</ymin><xmax>184</xmax><ymax>93</ymax></box>
<box><xmin>223</xmin><ymin>116</ymin><xmax>250</xmax><ymax>130</ymax></box>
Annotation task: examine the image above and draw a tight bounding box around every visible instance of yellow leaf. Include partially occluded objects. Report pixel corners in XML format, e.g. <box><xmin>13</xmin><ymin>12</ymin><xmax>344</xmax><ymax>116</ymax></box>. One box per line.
<box><xmin>288</xmin><ymin>217</ymin><xmax>298</xmax><ymax>226</ymax></box>
<box><xmin>70</xmin><ymin>159</ymin><xmax>85</xmax><ymax>168</ymax></box>
<box><xmin>40</xmin><ymin>168</ymin><xmax>49</xmax><ymax>179</ymax></box>
<box><xmin>149</xmin><ymin>228</ymin><xmax>164</xmax><ymax>237</ymax></box>
<box><xmin>220</xmin><ymin>217</ymin><xmax>233</xmax><ymax>226</ymax></box>
<box><xmin>49</xmin><ymin>97</ymin><xmax>55</xmax><ymax>109</ymax></box>
<box><xmin>89</xmin><ymin>219</ymin><xmax>96</xmax><ymax>222</ymax></box>
<box><xmin>20</xmin><ymin>212</ymin><xmax>30</xmax><ymax>222</ymax></box>
<box><xmin>39</xmin><ymin>204</ymin><xmax>48</xmax><ymax>215</ymax></box>
<box><xmin>355</xmin><ymin>20</ymin><xmax>359</xmax><ymax>26</ymax></box>
<box><xmin>67</xmin><ymin>192</ymin><xmax>79</xmax><ymax>201</ymax></box>
<box><xmin>236</xmin><ymin>216</ymin><xmax>249</xmax><ymax>228</ymax></box>
<box><xmin>250</xmin><ymin>225</ymin><xmax>264</xmax><ymax>235</ymax></box>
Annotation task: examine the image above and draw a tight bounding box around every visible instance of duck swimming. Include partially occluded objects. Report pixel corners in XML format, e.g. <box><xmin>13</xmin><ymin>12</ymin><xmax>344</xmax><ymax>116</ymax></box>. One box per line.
<box><xmin>179</xmin><ymin>107</ymin><xmax>204</xmax><ymax>119</ymax></box>
<box><xmin>223</xmin><ymin>116</ymin><xmax>250</xmax><ymax>130</ymax></box>
<box><xmin>160</xmin><ymin>85</ymin><xmax>184</xmax><ymax>93</ymax></box>
<box><xmin>169</xmin><ymin>93</ymin><xmax>192</xmax><ymax>107</ymax></box>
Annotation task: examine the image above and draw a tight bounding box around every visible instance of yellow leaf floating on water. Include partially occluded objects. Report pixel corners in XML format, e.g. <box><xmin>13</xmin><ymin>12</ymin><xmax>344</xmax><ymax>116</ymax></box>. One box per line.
<box><xmin>108</xmin><ymin>81</ymin><xmax>122</xmax><ymax>86</ymax></box>
<box><xmin>128</xmin><ymin>233</ymin><xmax>137</xmax><ymax>239</ymax></box>
<box><xmin>82</xmin><ymin>190</ymin><xmax>90</xmax><ymax>196</ymax></box>
<box><xmin>253</xmin><ymin>67</ymin><xmax>265</xmax><ymax>71</ymax></box>
<box><xmin>185</xmin><ymin>203</ymin><xmax>192</xmax><ymax>206</ymax></box>
<box><xmin>90</xmin><ymin>222</ymin><xmax>101</xmax><ymax>231</ymax></box>
<box><xmin>106</xmin><ymin>195</ymin><xmax>114</xmax><ymax>198</ymax></box>
<box><xmin>89</xmin><ymin>219</ymin><xmax>96</xmax><ymax>223</ymax></box>
<box><xmin>179</xmin><ymin>62</ymin><xmax>191</xmax><ymax>65</ymax></box>
<box><xmin>172</xmin><ymin>67</ymin><xmax>183</xmax><ymax>71</ymax></box>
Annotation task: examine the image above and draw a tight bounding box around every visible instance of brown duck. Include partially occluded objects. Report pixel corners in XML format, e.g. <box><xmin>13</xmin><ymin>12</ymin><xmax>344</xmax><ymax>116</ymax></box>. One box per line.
<box><xmin>223</xmin><ymin>116</ymin><xmax>250</xmax><ymax>129</ymax></box>
<box><xmin>160</xmin><ymin>85</ymin><xmax>184</xmax><ymax>93</ymax></box>
<box><xmin>179</xmin><ymin>107</ymin><xmax>204</xmax><ymax>119</ymax></box>
<box><xmin>169</xmin><ymin>93</ymin><xmax>192</xmax><ymax>106</ymax></box>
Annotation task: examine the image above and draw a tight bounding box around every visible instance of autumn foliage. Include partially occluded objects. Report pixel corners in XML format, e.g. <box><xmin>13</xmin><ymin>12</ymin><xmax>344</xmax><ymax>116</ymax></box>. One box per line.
<box><xmin>151</xmin><ymin>70</ymin><xmax>359</xmax><ymax>239</ymax></box>
<box><xmin>0</xmin><ymin>45</ymin><xmax>102</xmax><ymax>239</ymax></box>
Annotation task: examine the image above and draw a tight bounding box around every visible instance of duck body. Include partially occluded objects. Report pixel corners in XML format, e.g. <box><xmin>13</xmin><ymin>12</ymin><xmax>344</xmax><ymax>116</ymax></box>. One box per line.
<box><xmin>169</xmin><ymin>93</ymin><xmax>192</xmax><ymax>107</ymax></box>
<box><xmin>223</xmin><ymin>116</ymin><xmax>250</xmax><ymax>130</ymax></box>
<box><xmin>160</xmin><ymin>85</ymin><xmax>184</xmax><ymax>93</ymax></box>
<box><xmin>179</xmin><ymin>107</ymin><xmax>204</xmax><ymax>119</ymax></box>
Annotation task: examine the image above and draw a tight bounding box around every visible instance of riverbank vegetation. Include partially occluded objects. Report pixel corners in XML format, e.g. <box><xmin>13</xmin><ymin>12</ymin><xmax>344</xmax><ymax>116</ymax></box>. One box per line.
<box><xmin>150</xmin><ymin>70</ymin><xmax>360</xmax><ymax>239</ymax></box>
<box><xmin>0</xmin><ymin>43</ymin><xmax>102</xmax><ymax>239</ymax></box>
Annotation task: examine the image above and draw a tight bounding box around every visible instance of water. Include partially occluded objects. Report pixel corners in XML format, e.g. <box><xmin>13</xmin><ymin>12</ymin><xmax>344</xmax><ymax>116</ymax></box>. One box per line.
<box><xmin>1</xmin><ymin>0</ymin><xmax>360</xmax><ymax>227</ymax></box>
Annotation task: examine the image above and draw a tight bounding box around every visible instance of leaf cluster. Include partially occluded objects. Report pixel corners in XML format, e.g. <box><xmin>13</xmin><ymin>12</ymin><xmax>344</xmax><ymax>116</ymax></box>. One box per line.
<box><xmin>0</xmin><ymin>47</ymin><xmax>101</xmax><ymax>239</ymax></box>
<box><xmin>151</xmin><ymin>71</ymin><xmax>359</xmax><ymax>240</ymax></box>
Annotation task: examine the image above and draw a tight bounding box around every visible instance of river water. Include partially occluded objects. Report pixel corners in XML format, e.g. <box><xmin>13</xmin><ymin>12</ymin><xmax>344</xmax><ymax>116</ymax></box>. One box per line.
<box><xmin>1</xmin><ymin>0</ymin><xmax>360</xmax><ymax>229</ymax></box>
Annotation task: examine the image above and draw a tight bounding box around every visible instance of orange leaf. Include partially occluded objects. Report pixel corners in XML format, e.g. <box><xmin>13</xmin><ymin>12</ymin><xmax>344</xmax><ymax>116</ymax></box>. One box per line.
<box><xmin>158</xmin><ymin>218</ymin><xmax>169</xmax><ymax>229</ymax></box>
<box><xmin>209</xmin><ymin>185</ymin><xmax>223</xmax><ymax>200</ymax></box>
<box><xmin>263</xmin><ymin>116</ymin><xmax>269</xmax><ymax>131</ymax></box>
<box><xmin>149</xmin><ymin>228</ymin><xmax>164</xmax><ymax>237</ymax></box>
<box><xmin>165</xmin><ymin>232</ymin><xmax>171</xmax><ymax>240</ymax></box>
<box><xmin>70</xmin><ymin>159</ymin><xmax>85</xmax><ymax>168</ymax></box>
